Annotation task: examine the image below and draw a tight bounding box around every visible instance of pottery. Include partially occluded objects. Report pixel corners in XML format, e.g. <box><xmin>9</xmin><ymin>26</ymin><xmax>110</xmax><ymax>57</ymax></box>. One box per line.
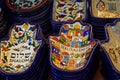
<box><xmin>89</xmin><ymin>0</ymin><xmax>120</xmax><ymax>26</ymax></box>
<box><xmin>0</xmin><ymin>23</ymin><xmax>42</xmax><ymax>74</ymax></box>
<box><xmin>91</xmin><ymin>0</ymin><xmax>120</xmax><ymax>18</ymax></box>
<box><xmin>49</xmin><ymin>21</ymin><xmax>99</xmax><ymax>80</ymax></box>
<box><xmin>51</xmin><ymin>0</ymin><xmax>88</xmax><ymax>34</ymax></box>
<box><xmin>102</xmin><ymin>20</ymin><xmax>120</xmax><ymax>71</ymax></box>
<box><xmin>100</xmin><ymin>19</ymin><xmax>120</xmax><ymax>80</ymax></box>
<box><xmin>50</xmin><ymin>22</ymin><xmax>96</xmax><ymax>70</ymax></box>
<box><xmin>6</xmin><ymin>0</ymin><xmax>47</xmax><ymax>12</ymax></box>
<box><xmin>52</xmin><ymin>0</ymin><xmax>87</xmax><ymax>22</ymax></box>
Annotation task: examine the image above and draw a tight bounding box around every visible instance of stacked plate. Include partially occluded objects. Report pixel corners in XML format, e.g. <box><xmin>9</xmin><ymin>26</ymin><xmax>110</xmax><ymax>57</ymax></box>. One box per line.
<box><xmin>100</xmin><ymin>19</ymin><xmax>120</xmax><ymax>80</ymax></box>
<box><xmin>89</xmin><ymin>0</ymin><xmax>120</xmax><ymax>26</ymax></box>
<box><xmin>92</xmin><ymin>24</ymin><xmax>107</xmax><ymax>41</ymax></box>
<box><xmin>49</xmin><ymin>21</ymin><xmax>99</xmax><ymax>80</ymax></box>
<box><xmin>0</xmin><ymin>22</ymin><xmax>49</xmax><ymax>80</ymax></box>
<box><xmin>5</xmin><ymin>0</ymin><xmax>52</xmax><ymax>35</ymax></box>
<box><xmin>89</xmin><ymin>0</ymin><xmax>120</xmax><ymax>41</ymax></box>
<box><xmin>0</xmin><ymin>0</ymin><xmax>11</xmax><ymax>39</ymax></box>
<box><xmin>50</xmin><ymin>0</ymin><xmax>88</xmax><ymax>34</ymax></box>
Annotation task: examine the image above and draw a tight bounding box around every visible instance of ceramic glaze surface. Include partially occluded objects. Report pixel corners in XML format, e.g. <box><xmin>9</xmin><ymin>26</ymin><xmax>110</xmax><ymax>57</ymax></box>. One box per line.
<box><xmin>92</xmin><ymin>0</ymin><xmax>120</xmax><ymax>18</ymax></box>
<box><xmin>0</xmin><ymin>23</ymin><xmax>42</xmax><ymax>73</ymax></box>
<box><xmin>102</xmin><ymin>21</ymin><xmax>120</xmax><ymax>71</ymax></box>
<box><xmin>53</xmin><ymin>0</ymin><xmax>86</xmax><ymax>22</ymax></box>
<box><xmin>8</xmin><ymin>0</ymin><xmax>45</xmax><ymax>10</ymax></box>
<box><xmin>50</xmin><ymin>22</ymin><xmax>96</xmax><ymax>70</ymax></box>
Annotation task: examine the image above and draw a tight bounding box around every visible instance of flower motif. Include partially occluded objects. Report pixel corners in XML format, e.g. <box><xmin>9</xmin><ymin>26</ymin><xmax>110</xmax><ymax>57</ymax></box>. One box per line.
<box><xmin>23</xmin><ymin>23</ymin><xmax>29</xmax><ymax>31</ymax></box>
<box><xmin>10</xmin><ymin>0</ymin><xmax>44</xmax><ymax>10</ymax></box>
<box><xmin>0</xmin><ymin>23</ymin><xmax>42</xmax><ymax>73</ymax></box>
<box><xmin>54</xmin><ymin>0</ymin><xmax>86</xmax><ymax>21</ymax></box>
<box><xmin>9</xmin><ymin>38</ymin><xmax>16</xmax><ymax>44</ymax></box>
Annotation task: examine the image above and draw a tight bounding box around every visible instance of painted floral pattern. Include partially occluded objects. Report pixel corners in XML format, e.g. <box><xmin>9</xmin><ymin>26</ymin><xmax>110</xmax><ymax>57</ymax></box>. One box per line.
<box><xmin>50</xmin><ymin>22</ymin><xmax>96</xmax><ymax>70</ymax></box>
<box><xmin>9</xmin><ymin>0</ymin><xmax>44</xmax><ymax>10</ymax></box>
<box><xmin>0</xmin><ymin>23</ymin><xmax>42</xmax><ymax>73</ymax></box>
<box><xmin>53</xmin><ymin>0</ymin><xmax>86</xmax><ymax>22</ymax></box>
<box><xmin>92</xmin><ymin>0</ymin><xmax>120</xmax><ymax>18</ymax></box>
<box><xmin>102</xmin><ymin>21</ymin><xmax>120</xmax><ymax>71</ymax></box>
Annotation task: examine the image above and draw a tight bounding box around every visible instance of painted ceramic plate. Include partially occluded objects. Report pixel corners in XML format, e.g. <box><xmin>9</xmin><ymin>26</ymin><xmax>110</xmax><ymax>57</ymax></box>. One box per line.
<box><xmin>53</xmin><ymin>0</ymin><xmax>86</xmax><ymax>22</ymax></box>
<box><xmin>50</xmin><ymin>22</ymin><xmax>96</xmax><ymax>70</ymax></box>
<box><xmin>0</xmin><ymin>23</ymin><xmax>42</xmax><ymax>73</ymax></box>
<box><xmin>6</xmin><ymin>0</ymin><xmax>47</xmax><ymax>12</ymax></box>
<box><xmin>102</xmin><ymin>20</ymin><xmax>120</xmax><ymax>71</ymax></box>
<box><xmin>92</xmin><ymin>0</ymin><xmax>120</xmax><ymax>18</ymax></box>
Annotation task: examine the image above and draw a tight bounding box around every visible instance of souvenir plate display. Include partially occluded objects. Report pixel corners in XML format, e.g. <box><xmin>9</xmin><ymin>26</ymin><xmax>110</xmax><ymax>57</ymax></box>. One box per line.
<box><xmin>92</xmin><ymin>0</ymin><xmax>120</xmax><ymax>18</ymax></box>
<box><xmin>5</xmin><ymin>0</ymin><xmax>52</xmax><ymax>35</ymax></box>
<box><xmin>52</xmin><ymin>0</ymin><xmax>86</xmax><ymax>22</ymax></box>
<box><xmin>50</xmin><ymin>22</ymin><xmax>96</xmax><ymax>70</ymax></box>
<box><xmin>102</xmin><ymin>20</ymin><xmax>120</xmax><ymax>71</ymax></box>
<box><xmin>6</xmin><ymin>0</ymin><xmax>47</xmax><ymax>11</ymax></box>
<box><xmin>0</xmin><ymin>23</ymin><xmax>42</xmax><ymax>73</ymax></box>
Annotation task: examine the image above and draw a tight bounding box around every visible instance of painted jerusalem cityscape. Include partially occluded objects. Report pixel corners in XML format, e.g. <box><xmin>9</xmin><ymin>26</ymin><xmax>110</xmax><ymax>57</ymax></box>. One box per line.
<box><xmin>50</xmin><ymin>22</ymin><xmax>96</xmax><ymax>70</ymax></box>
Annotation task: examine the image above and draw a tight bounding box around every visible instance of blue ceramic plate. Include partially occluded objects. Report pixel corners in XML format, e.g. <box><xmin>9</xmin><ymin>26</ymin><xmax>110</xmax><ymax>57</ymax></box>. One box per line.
<box><xmin>6</xmin><ymin>0</ymin><xmax>47</xmax><ymax>12</ymax></box>
<box><xmin>100</xmin><ymin>19</ymin><xmax>120</xmax><ymax>79</ymax></box>
<box><xmin>50</xmin><ymin>0</ymin><xmax>88</xmax><ymax>34</ymax></box>
<box><xmin>49</xmin><ymin>21</ymin><xmax>98</xmax><ymax>80</ymax></box>
<box><xmin>0</xmin><ymin>22</ymin><xmax>44</xmax><ymax>76</ymax></box>
<box><xmin>89</xmin><ymin>0</ymin><xmax>120</xmax><ymax>26</ymax></box>
<box><xmin>7</xmin><ymin>0</ymin><xmax>52</xmax><ymax>18</ymax></box>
